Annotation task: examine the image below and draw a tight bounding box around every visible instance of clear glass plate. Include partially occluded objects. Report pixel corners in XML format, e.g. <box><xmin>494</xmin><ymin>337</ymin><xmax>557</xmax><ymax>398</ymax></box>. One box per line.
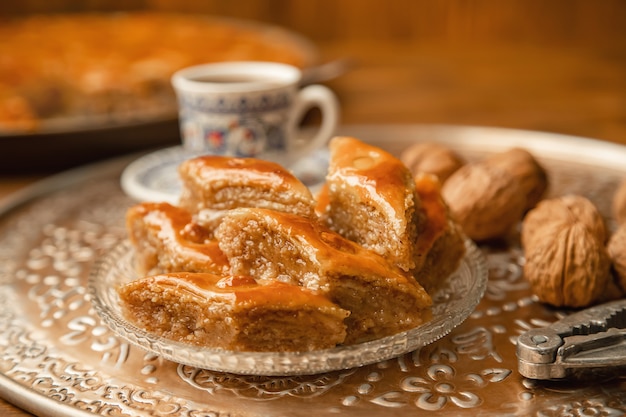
<box><xmin>88</xmin><ymin>238</ymin><xmax>487</xmax><ymax>376</ymax></box>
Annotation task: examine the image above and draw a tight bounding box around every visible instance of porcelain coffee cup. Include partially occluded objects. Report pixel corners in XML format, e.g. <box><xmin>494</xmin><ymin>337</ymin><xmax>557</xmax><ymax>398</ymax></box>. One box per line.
<box><xmin>171</xmin><ymin>61</ymin><xmax>339</xmax><ymax>166</ymax></box>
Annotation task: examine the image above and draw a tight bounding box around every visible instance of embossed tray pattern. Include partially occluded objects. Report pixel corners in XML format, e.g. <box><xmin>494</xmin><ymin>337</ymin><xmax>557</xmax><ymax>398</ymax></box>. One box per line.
<box><xmin>0</xmin><ymin>124</ymin><xmax>625</xmax><ymax>416</ymax></box>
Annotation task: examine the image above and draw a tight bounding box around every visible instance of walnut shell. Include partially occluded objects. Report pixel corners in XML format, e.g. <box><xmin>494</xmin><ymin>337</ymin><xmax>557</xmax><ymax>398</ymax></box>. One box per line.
<box><xmin>484</xmin><ymin>148</ymin><xmax>548</xmax><ymax>210</ymax></box>
<box><xmin>608</xmin><ymin>223</ymin><xmax>626</xmax><ymax>293</ymax></box>
<box><xmin>400</xmin><ymin>142</ymin><xmax>465</xmax><ymax>183</ymax></box>
<box><xmin>442</xmin><ymin>162</ymin><xmax>526</xmax><ymax>241</ymax></box>
<box><xmin>613</xmin><ymin>179</ymin><xmax>626</xmax><ymax>224</ymax></box>
<box><xmin>521</xmin><ymin>195</ymin><xmax>607</xmax><ymax>249</ymax></box>
<box><xmin>523</xmin><ymin>221</ymin><xmax>611</xmax><ymax>308</ymax></box>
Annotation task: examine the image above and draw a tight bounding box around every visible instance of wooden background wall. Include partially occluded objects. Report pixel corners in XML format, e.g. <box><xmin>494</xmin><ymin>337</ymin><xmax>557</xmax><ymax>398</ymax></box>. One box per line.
<box><xmin>3</xmin><ymin>1</ymin><xmax>626</xmax><ymax>144</ymax></box>
<box><xmin>2</xmin><ymin>1</ymin><xmax>625</xmax><ymax>48</ymax></box>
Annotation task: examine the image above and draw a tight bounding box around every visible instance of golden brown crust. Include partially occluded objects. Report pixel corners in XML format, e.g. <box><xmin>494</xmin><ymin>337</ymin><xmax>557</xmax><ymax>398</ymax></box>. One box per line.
<box><xmin>412</xmin><ymin>174</ymin><xmax>450</xmax><ymax>264</ymax></box>
<box><xmin>126</xmin><ymin>202</ymin><xmax>229</xmax><ymax>275</ymax></box>
<box><xmin>215</xmin><ymin>207</ymin><xmax>432</xmax><ymax>344</ymax></box>
<box><xmin>118</xmin><ymin>273</ymin><xmax>348</xmax><ymax>351</ymax></box>
<box><xmin>118</xmin><ymin>138</ymin><xmax>466</xmax><ymax>351</ymax></box>
<box><xmin>178</xmin><ymin>155</ymin><xmax>316</xmax><ymax>229</ymax></box>
<box><xmin>412</xmin><ymin>173</ymin><xmax>466</xmax><ymax>291</ymax></box>
<box><xmin>319</xmin><ymin>136</ymin><xmax>427</xmax><ymax>272</ymax></box>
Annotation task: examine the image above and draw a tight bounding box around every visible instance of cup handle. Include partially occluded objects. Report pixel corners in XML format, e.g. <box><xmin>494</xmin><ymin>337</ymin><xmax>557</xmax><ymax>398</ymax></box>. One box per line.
<box><xmin>285</xmin><ymin>84</ymin><xmax>339</xmax><ymax>166</ymax></box>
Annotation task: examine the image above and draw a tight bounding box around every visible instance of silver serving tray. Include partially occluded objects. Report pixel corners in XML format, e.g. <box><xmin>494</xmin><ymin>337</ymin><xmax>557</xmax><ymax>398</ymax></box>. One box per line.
<box><xmin>0</xmin><ymin>124</ymin><xmax>625</xmax><ymax>416</ymax></box>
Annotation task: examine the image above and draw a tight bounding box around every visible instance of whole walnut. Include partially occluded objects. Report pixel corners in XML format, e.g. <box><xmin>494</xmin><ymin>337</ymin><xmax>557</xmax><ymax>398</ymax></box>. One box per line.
<box><xmin>608</xmin><ymin>223</ymin><xmax>626</xmax><ymax>293</ymax></box>
<box><xmin>523</xmin><ymin>222</ymin><xmax>611</xmax><ymax>307</ymax></box>
<box><xmin>400</xmin><ymin>142</ymin><xmax>465</xmax><ymax>183</ymax></box>
<box><xmin>521</xmin><ymin>195</ymin><xmax>611</xmax><ymax>308</ymax></box>
<box><xmin>521</xmin><ymin>194</ymin><xmax>608</xmax><ymax>249</ymax></box>
<box><xmin>442</xmin><ymin>162</ymin><xmax>526</xmax><ymax>241</ymax></box>
<box><xmin>613</xmin><ymin>179</ymin><xmax>626</xmax><ymax>224</ymax></box>
<box><xmin>441</xmin><ymin>147</ymin><xmax>547</xmax><ymax>241</ymax></box>
<box><xmin>484</xmin><ymin>148</ymin><xmax>548</xmax><ymax>210</ymax></box>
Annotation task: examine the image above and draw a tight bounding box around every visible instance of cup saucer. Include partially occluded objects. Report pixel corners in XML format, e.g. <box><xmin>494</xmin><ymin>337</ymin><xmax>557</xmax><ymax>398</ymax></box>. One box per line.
<box><xmin>120</xmin><ymin>146</ymin><xmax>329</xmax><ymax>204</ymax></box>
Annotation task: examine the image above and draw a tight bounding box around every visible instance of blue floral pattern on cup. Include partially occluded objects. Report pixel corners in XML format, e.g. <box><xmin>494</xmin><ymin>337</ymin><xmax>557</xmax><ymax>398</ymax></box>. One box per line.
<box><xmin>178</xmin><ymin>92</ymin><xmax>292</xmax><ymax>158</ymax></box>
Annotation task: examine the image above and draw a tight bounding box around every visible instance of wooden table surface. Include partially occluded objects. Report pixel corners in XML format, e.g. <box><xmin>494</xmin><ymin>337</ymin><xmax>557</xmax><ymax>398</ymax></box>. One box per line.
<box><xmin>1</xmin><ymin>6</ymin><xmax>626</xmax><ymax>416</ymax></box>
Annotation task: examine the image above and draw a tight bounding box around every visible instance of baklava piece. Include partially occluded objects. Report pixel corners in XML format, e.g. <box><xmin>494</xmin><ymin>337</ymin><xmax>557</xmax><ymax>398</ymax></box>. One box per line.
<box><xmin>118</xmin><ymin>273</ymin><xmax>349</xmax><ymax>351</ymax></box>
<box><xmin>178</xmin><ymin>155</ymin><xmax>317</xmax><ymax>229</ymax></box>
<box><xmin>318</xmin><ymin>136</ymin><xmax>427</xmax><ymax>272</ymax></box>
<box><xmin>126</xmin><ymin>202</ymin><xmax>229</xmax><ymax>275</ymax></box>
<box><xmin>412</xmin><ymin>173</ymin><xmax>466</xmax><ymax>291</ymax></box>
<box><xmin>215</xmin><ymin>207</ymin><xmax>432</xmax><ymax>344</ymax></box>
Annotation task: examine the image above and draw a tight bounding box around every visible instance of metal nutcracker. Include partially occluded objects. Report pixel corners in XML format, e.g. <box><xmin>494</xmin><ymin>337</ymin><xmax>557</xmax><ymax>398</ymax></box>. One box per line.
<box><xmin>517</xmin><ymin>299</ymin><xmax>626</xmax><ymax>380</ymax></box>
